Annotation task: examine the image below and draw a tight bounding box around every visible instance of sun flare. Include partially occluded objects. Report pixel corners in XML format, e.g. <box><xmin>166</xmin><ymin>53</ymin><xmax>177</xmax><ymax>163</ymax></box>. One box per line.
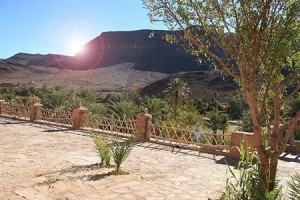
<box><xmin>70</xmin><ymin>38</ymin><xmax>86</xmax><ymax>55</ymax></box>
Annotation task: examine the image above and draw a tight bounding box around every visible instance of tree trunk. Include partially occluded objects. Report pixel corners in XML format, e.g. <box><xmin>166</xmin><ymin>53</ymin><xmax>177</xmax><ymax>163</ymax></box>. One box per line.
<box><xmin>257</xmin><ymin>146</ymin><xmax>279</xmax><ymax>192</ymax></box>
<box><xmin>269</xmin><ymin>155</ymin><xmax>279</xmax><ymax>191</ymax></box>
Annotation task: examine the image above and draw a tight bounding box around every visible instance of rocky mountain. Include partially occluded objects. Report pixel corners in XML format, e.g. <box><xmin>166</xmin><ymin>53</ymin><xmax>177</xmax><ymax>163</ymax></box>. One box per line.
<box><xmin>47</xmin><ymin>30</ymin><xmax>211</xmax><ymax>73</ymax></box>
<box><xmin>5</xmin><ymin>53</ymin><xmax>70</xmax><ymax>67</ymax></box>
<box><xmin>1</xmin><ymin>29</ymin><xmax>237</xmax><ymax>99</ymax></box>
<box><xmin>4</xmin><ymin>30</ymin><xmax>214</xmax><ymax>73</ymax></box>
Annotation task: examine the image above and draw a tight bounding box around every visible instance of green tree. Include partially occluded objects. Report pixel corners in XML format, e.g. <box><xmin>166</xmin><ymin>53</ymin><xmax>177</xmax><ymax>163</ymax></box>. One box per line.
<box><xmin>205</xmin><ymin>111</ymin><xmax>223</xmax><ymax>145</ymax></box>
<box><xmin>219</xmin><ymin>113</ymin><xmax>229</xmax><ymax>144</ymax></box>
<box><xmin>283</xmin><ymin>93</ymin><xmax>300</xmax><ymax>120</ymax></box>
<box><xmin>143</xmin><ymin>97</ymin><xmax>170</xmax><ymax>123</ymax></box>
<box><xmin>41</xmin><ymin>87</ymin><xmax>69</xmax><ymax>110</ymax></box>
<box><xmin>164</xmin><ymin>78</ymin><xmax>190</xmax><ymax>117</ymax></box>
<box><xmin>143</xmin><ymin>0</ymin><xmax>300</xmax><ymax>190</ymax></box>
<box><xmin>107</xmin><ymin>94</ymin><xmax>138</xmax><ymax>119</ymax></box>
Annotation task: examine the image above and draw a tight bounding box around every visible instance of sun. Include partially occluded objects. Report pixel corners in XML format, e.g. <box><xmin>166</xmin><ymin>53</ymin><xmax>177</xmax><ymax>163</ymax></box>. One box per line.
<box><xmin>70</xmin><ymin>38</ymin><xmax>86</xmax><ymax>55</ymax></box>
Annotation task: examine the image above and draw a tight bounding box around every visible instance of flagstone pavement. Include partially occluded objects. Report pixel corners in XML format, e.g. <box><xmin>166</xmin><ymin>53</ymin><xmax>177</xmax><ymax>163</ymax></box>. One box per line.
<box><xmin>0</xmin><ymin>117</ymin><xmax>299</xmax><ymax>200</ymax></box>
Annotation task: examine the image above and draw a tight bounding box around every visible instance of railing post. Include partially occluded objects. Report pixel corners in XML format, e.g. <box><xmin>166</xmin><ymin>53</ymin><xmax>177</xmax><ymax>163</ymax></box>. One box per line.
<box><xmin>0</xmin><ymin>99</ymin><xmax>6</xmax><ymax>115</ymax></box>
<box><xmin>72</xmin><ymin>105</ymin><xmax>87</xmax><ymax>130</ymax></box>
<box><xmin>29</xmin><ymin>102</ymin><xmax>43</xmax><ymax>122</ymax></box>
<box><xmin>136</xmin><ymin>108</ymin><xmax>152</xmax><ymax>141</ymax></box>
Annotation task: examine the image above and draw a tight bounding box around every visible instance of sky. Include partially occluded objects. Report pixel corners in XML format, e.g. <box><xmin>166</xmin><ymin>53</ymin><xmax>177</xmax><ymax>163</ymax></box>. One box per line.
<box><xmin>0</xmin><ymin>0</ymin><xmax>166</xmax><ymax>59</ymax></box>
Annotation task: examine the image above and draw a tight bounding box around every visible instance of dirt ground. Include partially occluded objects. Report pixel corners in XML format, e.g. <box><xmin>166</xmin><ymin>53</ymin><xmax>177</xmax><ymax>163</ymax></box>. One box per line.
<box><xmin>0</xmin><ymin>117</ymin><xmax>299</xmax><ymax>200</ymax></box>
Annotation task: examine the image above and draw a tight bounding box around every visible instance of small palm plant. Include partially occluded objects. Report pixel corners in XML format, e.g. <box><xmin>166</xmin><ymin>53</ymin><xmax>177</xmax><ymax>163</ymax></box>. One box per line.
<box><xmin>205</xmin><ymin>111</ymin><xmax>223</xmax><ymax>145</ymax></box>
<box><xmin>288</xmin><ymin>173</ymin><xmax>300</xmax><ymax>200</ymax></box>
<box><xmin>93</xmin><ymin>137</ymin><xmax>111</xmax><ymax>167</ymax></box>
<box><xmin>223</xmin><ymin>141</ymin><xmax>283</xmax><ymax>200</ymax></box>
<box><xmin>110</xmin><ymin>137</ymin><xmax>133</xmax><ymax>175</ymax></box>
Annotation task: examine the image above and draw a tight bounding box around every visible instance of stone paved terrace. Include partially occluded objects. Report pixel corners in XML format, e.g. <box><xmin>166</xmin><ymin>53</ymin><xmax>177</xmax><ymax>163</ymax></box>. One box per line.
<box><xmin>0</xmin><ymin>117</ymin><xmax>299</xmax><ymax>200</ymax></box>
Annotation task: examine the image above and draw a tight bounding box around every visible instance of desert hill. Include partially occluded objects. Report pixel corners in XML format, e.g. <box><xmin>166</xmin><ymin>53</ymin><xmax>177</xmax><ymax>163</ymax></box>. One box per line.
<box><xmin>5</xmin><ymin>53</ymin><xmax>70</xmax><ymax>67</ymax></box>
<box><xmin>0</xmin><ymin>61</ymin><xmax>168</xmax><ymax>92</ymax></box>
<box><xmin>141</xmin><ymin>71</ymin><xmax>238</xmax><ymax>101</ymax></box>
<box><xmin>0</xmin><ymin>29</ymin><xmax>237</xmax><ymax>100</ymax></box>
<box><xmin>46</xmin><ymin>30</ymin><xmax>211</xmax><ymax>73</ymax></box>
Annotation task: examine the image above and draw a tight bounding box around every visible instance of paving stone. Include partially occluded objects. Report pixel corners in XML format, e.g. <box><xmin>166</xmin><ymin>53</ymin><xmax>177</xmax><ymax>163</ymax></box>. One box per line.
<box><xmin>0</xmin><ymin>117</ymin><xmax>299</xmax><ymax>200</ymax></box>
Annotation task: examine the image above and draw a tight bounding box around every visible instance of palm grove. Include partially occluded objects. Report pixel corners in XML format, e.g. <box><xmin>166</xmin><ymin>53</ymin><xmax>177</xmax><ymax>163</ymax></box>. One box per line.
<box><xmin>142</xmin><ymin>0</ymin><xmax>300</xmax><ymax>195</ymax></box>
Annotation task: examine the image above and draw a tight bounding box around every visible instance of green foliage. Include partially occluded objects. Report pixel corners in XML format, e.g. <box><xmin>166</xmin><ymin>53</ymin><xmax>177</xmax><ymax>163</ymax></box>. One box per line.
<box><xmin>240</xmin><ymin>112</ymin><xmax>254</xmax><ymax>132</ymax></box>
<box><xmin>226</xmin><ymin>95</ymin><xmax>247</xmax><ymax>120</ymax></box>
<box><xmin>288</xmin><ymin>173</ymin><xmax>300</xmax><ymax>200</ymax></box>
<box><xmin>162</xmin><ymin>105</ymin><xmax>203</xmax><ymax>130</ymax></box>
<box><xmin>283</xmin><ymin>93</ymin><xmax>300</xmax><ymax>121</ymax></box>
<box><xmin>192</xmin><ymin>96</ymin><xmax>222</xmax><ymax>115</ymax></box>
<box><xmin>76</xmin><ymin>88</ymin><xmax>97</xmax><ymax>104</ymax></box>
<box><xmin>205</xmin><ymin>111</ymin><xmax>229</xmax><ymax>145</ymax></box>
<box><xmin>40</xmin><ymin>87</ymin><xmax>70</xmax><ymax>110</ymax></box>
<box><xmin>177</xmin><ymin>105</ymin><xmax>202</xmax><ymax>128</ymax></box>
<box><xmin>88</xmin><ymin>103</ymin><xmax>107</xmax><ymax>116</ymax></box>
<box><xmin>107</xmin><ymin>94</ymin><xmax>139</xmax><ymax>119</ymax></box>
<box><xmin>93</xmin><ymin>136</ymin><xmax>111</xmax><ymax>167</ymax></box>
<box><xmin>205</xmin><ymin>111</ymin><xmax>227</xmax><ymax>134</ymax></box>
<box><xmin>294</xmin><ymin>128</ymin><xmax>300</xmax><ymax>141</ymax></box>
<box><xmin>110</xmin><ymin>137</ymin><xmax>133</xmax><ymax>175</ymax></box>
<box><xmin>223</xmin><ymin>142</ymin><xmax>282</xmax><ymax>200</ymax></box>
<box><xmin>143</xmin><ymin>97</ymin><xmax>170</xmax><ymax>123</ymax></box>
<box><xmin>164</xmin><ymin>78</ymin><xmax>190</xmax><ymax>115</ymax></box>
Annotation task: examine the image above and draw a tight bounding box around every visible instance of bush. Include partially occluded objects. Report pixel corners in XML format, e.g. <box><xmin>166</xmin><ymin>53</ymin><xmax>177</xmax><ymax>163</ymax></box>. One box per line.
<box><xmin>240</xmin><ymin>111</ymin><xmax>253</xmax><ymax>132</ymax></box>
<box><xmin>288</xmin><ymin>173</ymin><xmax>300</xmax><ymax>200</ymax></box>
<box><xmin>110</xmin><ymin>137</ymin><xmax>134</xmax><ymax>175</ymax></box>
<box><xmin>223</xmin><ymin>142</ymin><xmax>282</xmax><ymax>200</ymax></box>
<box><xmin>93</xmin><ymin>136</ymin><xmax>111</xmax><ymax>167</ymax></box>
<box><xmin>294</xmin><ymin>128</ymin><xmax>300</xmax><ymax>141</ymax></box>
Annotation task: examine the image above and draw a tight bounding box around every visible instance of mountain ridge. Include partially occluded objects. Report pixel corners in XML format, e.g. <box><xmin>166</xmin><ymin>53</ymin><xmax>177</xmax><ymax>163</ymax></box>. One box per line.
<box><xmin>5</xmin><ymin>29</ymin><xmax>212</xmax><ymax>73</ymax></box>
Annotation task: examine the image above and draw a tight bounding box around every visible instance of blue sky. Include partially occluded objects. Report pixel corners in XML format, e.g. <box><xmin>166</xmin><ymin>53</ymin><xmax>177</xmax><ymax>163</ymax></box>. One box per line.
<box><xmin>0</xmin><ymin>0</ymin><xmax>165</xmax><ymax>59</ymax></box>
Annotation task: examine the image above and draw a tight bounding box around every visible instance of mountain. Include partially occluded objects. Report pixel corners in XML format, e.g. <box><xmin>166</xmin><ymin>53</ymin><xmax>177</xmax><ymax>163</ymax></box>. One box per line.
<box><xmin>5</xmin><ymin>53</ymin><xmax>71</xmax><ymax>67</ymax></box>
<box><xmin>0</xmin><ymin>60</ymin><xmax>43</xmax><ymax>73</ymax></box>
<box><xmin>48</xmin><ymin>30</ymin><xmax>211</xmax><ymax>73</ymax></box>
<box><xmin>1</xmin><ymin>29</ymin><xmax>236</xmax><ymax>98</ymax></box>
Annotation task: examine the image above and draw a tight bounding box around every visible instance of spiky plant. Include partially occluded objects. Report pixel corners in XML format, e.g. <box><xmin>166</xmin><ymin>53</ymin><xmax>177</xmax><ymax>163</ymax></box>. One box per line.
<box><xmin>110</xmin><ymin>137</ymin><xmax>133</xmax><ymax>175</ymax></box>
<box><xmin>93</xmin><ymin>137</ymin><xmax>111</xmax><ymax>167</ymax></box>
<box><xmin>107</xmin><ymin>95</ymin><xmax>138</xmax><ymax>119</ymax></box>
<box><xmin>42</xmin><ymin>87</ymin><xmax>69</xmax><ymax>110</ymax></box>
<box><xmin>223</xmin><ymin>142</ymin><xmax>283</xmax><ymax>200</ymax></box>
<box><xmin>143</xmin><ymin>97</ymin><xmax>170</xmax><ymax>123</ymax></box>
<box><xmin>288</xmin><ymin>173</ymin><xmax>300</xmax><ymax>200</ymax></box>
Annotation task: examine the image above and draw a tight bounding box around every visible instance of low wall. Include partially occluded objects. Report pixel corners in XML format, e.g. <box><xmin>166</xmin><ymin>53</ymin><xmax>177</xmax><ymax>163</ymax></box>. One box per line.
<box><xmin>229</xmin><ymin>131</ymin><xmax>257</xmax><ymax>157</ymax></box>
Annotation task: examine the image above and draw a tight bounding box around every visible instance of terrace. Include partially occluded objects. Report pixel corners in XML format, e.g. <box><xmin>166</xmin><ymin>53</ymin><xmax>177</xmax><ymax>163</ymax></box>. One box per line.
<box><xmin>1</xmin><ymin>116</ymin><xmax>299</xmax><ymax>199</ymax></box>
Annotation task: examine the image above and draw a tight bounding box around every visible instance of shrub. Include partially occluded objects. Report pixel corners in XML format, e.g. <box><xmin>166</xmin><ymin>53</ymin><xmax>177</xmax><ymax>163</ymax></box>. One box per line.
<box><xmin>288</xmin><ymin>173</ymin><xmax>300</xmax><ymax>200</ymax></box>
<box><xmin>294</xmin><ymin>128</ymin><xmax>300</xmax><ymax>141</ymax></box>
<box><xmin>93</xmin><ymin>136</ymin><xmax>111</xmax><ymax>167</ymax></box>
<box><xmin>223</xmin><ymin>142</ymin><xmax>282</xmax><ymax>200</ymax></box>
<box><xmin>240</xmin><ymin>111</ymin><xmax>253</xmax><ymax>132</ymax></box>
<box><xmin>110</xmin><ymin>137</ymin><xmax>133</xmax><ymax>175</ymax></box>
<box><xmin>107</xmin><ymin>94</ymin><xmax>138</xmax><ymax>119</ymax></box>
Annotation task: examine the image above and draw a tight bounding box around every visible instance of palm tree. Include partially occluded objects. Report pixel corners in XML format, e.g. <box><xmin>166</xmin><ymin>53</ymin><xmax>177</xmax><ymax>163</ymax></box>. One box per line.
<box><xmin>107</xmin><ymin>94</ymin><xmax>138</xmax><ymax>119</ymax></box>
<box><xmin>205</xmin><ymin>112</ymin><xmax>223</xmax><ymax>145</ymax></box>
<box><xmin>218</xmin><ymin>113</ymin><xmax>229</xmax><ymax>145</ymax></box>
<box><xmin>144</xmin><ymin>97</ymin><xmax>169</xmax><ymax>123</ymax></box>
<box><xmin>42</xmin><ymin>87</ymin><xmax>69</xmax><ymax>110</ymax></box>
<box><xmin>164</xmin><ymin>78</ymin><xmax>190</xmax><ymax>118</ymax></box>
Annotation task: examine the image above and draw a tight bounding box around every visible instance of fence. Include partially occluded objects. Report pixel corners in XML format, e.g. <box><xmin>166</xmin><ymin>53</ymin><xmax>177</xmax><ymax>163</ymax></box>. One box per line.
<box><xmin>0</xmin><ymin>102</ymin><xmax>30</xmax><ymax>119</ymax></box>
<box><xmin>0</xmin><ymin>100</ymin><xmax>232</xmax><ymax>156</ymax></box>
<box><xmin>40</xmin><ymin>108</ymin><xmax>73</xmax><ymax>126</ymax></box>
